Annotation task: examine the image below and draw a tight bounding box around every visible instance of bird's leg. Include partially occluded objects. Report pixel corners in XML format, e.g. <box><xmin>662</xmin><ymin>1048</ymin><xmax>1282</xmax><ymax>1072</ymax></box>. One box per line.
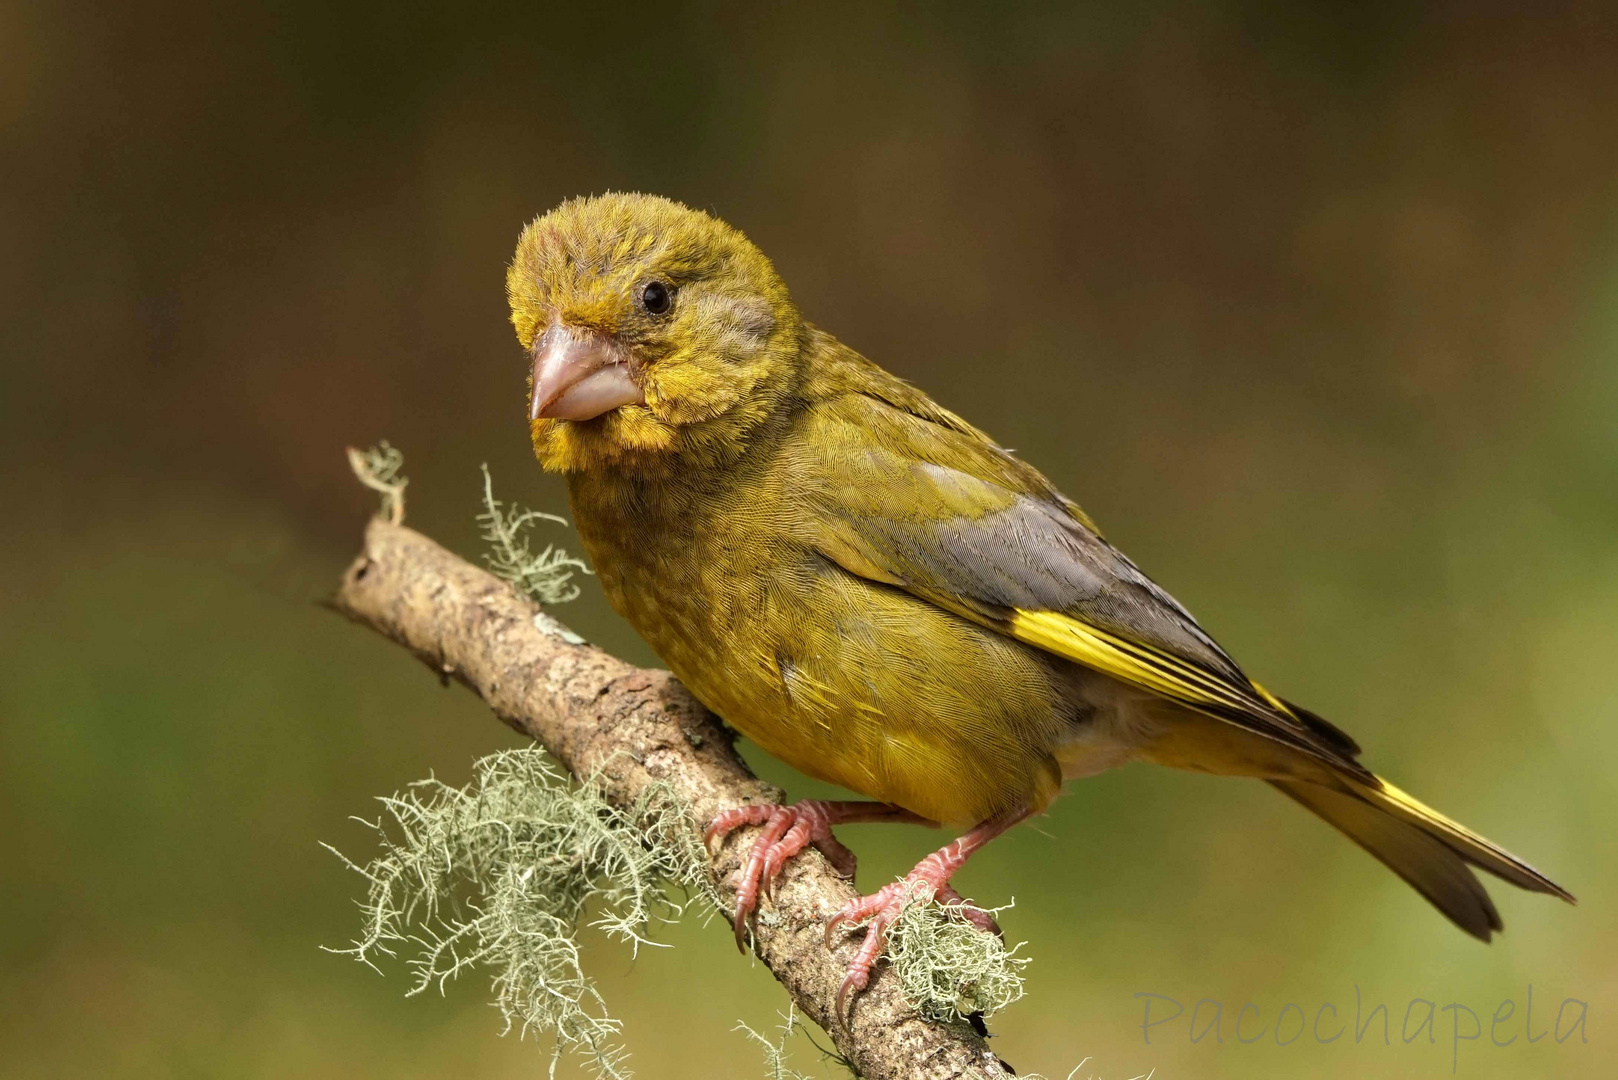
<box><xmin>825</xmin><ymin>807</ymin><xmax>1031</xmax><ymax>1021</ymax></box>
<box><xmin>706</xmin><ymin>799</ymin><xmax>935</xmax><ymax>950</ymax></box>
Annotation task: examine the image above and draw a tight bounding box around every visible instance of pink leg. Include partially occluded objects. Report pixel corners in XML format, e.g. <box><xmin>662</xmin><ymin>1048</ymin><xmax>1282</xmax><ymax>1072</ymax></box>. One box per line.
<box><xmin>706</xmin><ymin>799</ymin><xmax>935</xmax><ymax>950</ymax></box>
<box><xmin>825</xmin><ymin>807</ymin><xmax>1032</xmax><ymax>1022</ymax></box>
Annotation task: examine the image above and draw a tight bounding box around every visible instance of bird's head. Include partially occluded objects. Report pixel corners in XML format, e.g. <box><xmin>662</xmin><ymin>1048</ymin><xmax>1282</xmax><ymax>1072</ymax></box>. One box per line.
<box><xmin>508</xmin><ymin>193</ymin><xmax>804</xmax><ymax>474</ymax></box>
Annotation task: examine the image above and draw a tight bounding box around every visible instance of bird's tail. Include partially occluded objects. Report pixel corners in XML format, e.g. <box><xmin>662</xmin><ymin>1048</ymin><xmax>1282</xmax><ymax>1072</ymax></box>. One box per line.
<box><xmin>1269</xmin><ymin>774</ymin><xmax>1574</xmax><ymax>941</ymax></box>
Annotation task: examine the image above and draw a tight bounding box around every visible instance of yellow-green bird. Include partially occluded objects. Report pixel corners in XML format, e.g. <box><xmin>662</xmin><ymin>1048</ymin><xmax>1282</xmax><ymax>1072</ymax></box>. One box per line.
<box><xmin>509</xmin><ymin>192</ymin><xmax>1572</xmax><ymax>1010</ymax></box>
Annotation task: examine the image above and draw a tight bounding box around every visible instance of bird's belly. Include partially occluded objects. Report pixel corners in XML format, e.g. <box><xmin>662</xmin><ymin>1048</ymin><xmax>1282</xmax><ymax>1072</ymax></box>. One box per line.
<box><xmin>1055</xmin><ymin>741</ymin><xmax>1137</xmax><ymax>780</ymax></box>
<box><xmin>1051</xmin><ymin>676</ymin><xmax>1167</xmax><ymax>780</ymax></box>
<box><xmin>604</xmin><ymin>549</ymin><xmax>1077</xmax><ymax>827</ymax></box>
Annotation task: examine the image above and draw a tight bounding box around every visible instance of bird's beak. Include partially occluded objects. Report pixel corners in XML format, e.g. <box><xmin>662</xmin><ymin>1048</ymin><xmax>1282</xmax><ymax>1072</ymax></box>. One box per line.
<box><xmin>529</xmin><ymin>324</ymin><xmax>645</xmax><ymax>421</ymax></box>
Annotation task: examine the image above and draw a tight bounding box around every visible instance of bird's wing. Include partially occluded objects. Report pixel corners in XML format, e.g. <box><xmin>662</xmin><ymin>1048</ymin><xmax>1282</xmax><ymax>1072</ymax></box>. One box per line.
<box><xmin>799</xmin><ymin>383</ymin><xmax>1367</xmax><ymax>773</ymax></box>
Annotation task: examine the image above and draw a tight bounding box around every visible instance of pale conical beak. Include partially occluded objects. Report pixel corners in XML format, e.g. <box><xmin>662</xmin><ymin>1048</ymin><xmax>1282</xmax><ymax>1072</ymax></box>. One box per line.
<box><xmin>529</xmin><ymin>324</ymin><xmax>646</xmax><ymax>421</ymax></box>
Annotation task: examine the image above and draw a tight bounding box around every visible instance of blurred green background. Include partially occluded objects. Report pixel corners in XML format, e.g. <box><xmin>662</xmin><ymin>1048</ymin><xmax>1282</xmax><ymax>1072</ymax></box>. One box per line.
<box><xmin>3</xmin><ymin>2</ymin><xmax>1614</xmax><ymax>1077</ymax></box>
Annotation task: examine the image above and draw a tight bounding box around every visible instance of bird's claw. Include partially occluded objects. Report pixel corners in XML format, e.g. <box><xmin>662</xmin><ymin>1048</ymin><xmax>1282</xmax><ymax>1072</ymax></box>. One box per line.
<box><xmin>706</xmin><ymin>800</ymin><xmax>855</xmax><ymax>953</ymax></box>
<box><xmin>823</xmin><ymin>877</ymin><xmax>998</xmax><ymax>1025</ymax></box>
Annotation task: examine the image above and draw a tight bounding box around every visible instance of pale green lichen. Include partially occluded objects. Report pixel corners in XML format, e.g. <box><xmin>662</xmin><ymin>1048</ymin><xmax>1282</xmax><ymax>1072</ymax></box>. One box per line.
<box><xmin>734</xmin><ymin>1006</ymin><xmax>817</xmax><ymax>1080</ymax></box>
<box><xmin>324</xmin><ymin>748</ymin><xmax>714</xmax><ymax>1078</ymax></box>
<box><xmin>347</xmin><ymin>440</ymin><xmax>409</xmax><ymax>524</ymax></box>
<box><xmin>885</xmin><ymin>890</ymin><xmax>1030</xmax><ymax>1024</ymax></box>
<box><xmin>478</xmin><ymin>464</ymin><xmax>591</xmax><ymax>605</ymax></box>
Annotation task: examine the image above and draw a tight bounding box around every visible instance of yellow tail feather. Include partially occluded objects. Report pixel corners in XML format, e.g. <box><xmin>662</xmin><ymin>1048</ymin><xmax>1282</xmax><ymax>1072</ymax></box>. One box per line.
<box><xmin>1272</xmin><ymin>774</ymin><xmax>1573</xmax><ymax>943</ymax></box>
<box><xmin>1359</xmin><ymin>775</ymin><xmax>1573</xmax><ymax>901</ymax></box>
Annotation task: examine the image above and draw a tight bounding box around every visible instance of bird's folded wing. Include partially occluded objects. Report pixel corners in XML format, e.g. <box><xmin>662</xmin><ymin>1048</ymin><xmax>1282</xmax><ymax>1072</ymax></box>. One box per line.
<box><xmin>802</xmin><ymin>388</ymin><xmax>1367</xmax><ymax>772</ymax></box>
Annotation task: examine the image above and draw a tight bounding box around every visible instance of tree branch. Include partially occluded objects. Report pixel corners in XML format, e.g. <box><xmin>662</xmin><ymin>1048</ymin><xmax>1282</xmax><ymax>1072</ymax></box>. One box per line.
<box><xmin>331</xmin><ymin>517</ymin><xmax>1013</xmax><ymax>1079</ymax></box>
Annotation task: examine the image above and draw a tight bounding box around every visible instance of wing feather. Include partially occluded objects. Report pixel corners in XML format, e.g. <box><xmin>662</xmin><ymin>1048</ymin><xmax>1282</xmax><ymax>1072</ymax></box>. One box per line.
<box><xmin>798</xmin><ymin>382</ymin><xmax>1368</xmax><ymax>775</ymax></box>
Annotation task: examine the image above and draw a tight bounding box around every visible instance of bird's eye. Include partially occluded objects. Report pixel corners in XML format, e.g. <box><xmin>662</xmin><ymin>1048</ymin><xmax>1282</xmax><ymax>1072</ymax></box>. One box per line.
<box><xmin>640</xmin><ymin>280</ymin><xmax>673</xmax><ymax>315</ymax></box>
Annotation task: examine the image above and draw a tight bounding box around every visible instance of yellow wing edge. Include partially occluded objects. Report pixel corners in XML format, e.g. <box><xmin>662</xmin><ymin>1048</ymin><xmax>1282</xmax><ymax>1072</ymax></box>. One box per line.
<box><xmin>1010</xmin><ymin>611</ymin><xmax>1573</xmax><ymax>903</ymax></box>
<box><xmin>1009</xmin><ymin>608</ymin><xmax>1276</xmax><ymax>717</ymax></box>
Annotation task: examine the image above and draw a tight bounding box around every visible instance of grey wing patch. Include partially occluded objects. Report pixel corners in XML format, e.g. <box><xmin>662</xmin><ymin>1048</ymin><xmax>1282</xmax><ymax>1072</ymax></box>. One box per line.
<box><xmin>853</xmin><ymin>462</ymin><xmax>1249</xmax><ymax>684</ymax></box>
<box><xmin>1072</xmin><ymin>532</ymin><xmax>1245</xmax><ymax>681</ymax></box>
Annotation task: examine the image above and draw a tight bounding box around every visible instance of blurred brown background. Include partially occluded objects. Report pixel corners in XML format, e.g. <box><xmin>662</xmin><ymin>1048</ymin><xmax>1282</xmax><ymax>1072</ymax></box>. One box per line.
<box><xmin>3</xmin><ymin>2</ymin><xmax>1615</xmax><ymax>1077</ymax></box>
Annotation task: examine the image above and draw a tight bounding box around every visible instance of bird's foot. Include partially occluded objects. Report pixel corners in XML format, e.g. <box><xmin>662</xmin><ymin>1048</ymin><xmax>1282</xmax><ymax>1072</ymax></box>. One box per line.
<box><xmin>705</xmin><ymin>799</ymin><xmax>931</xmax><ymax>951</ymax></box>
<box><xmin>822</xmin><ymin>865</ymin><xmax>1000</xmax><ymax>1023</ymax></box>
<box><xmin>821</xmin><ymin>809</ymin><xmax>1033</xmax><ymax>1022</ymax></box>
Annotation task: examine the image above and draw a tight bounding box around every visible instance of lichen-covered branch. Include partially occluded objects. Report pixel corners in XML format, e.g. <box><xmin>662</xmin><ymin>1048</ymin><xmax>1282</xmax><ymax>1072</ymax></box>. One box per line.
<box><xmin>331</xmin><ymin>516</ymin><xmax>1015</xmax><ymax>1079</ymax></box>
<box><xmin>324</xmin><ymin>747</ymin><xmax>714</xmax><ymax>1077</ymax></box>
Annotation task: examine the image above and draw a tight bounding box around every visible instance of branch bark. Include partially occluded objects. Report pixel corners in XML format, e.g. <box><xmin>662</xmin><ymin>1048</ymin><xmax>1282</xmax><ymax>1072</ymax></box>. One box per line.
<box><xmin>332</xmin><ymin>517</ymin><xmax>1012</xmax><ymax>1080</ymax></box>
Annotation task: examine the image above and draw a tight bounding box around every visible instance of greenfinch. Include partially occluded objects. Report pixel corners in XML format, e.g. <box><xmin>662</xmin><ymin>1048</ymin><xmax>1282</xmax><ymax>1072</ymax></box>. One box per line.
<box><xmin>508</xmin><ymin>193</ymin><xmax>1572</xmax><ymax>1010</ymax></box>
